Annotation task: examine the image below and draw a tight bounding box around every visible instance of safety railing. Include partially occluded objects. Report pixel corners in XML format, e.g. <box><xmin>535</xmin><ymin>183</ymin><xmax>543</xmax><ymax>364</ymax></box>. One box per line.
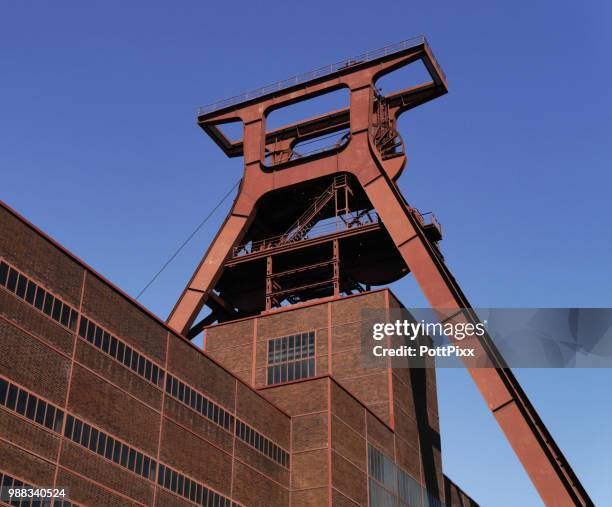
<box><xmin>198</xmin><ymin>36</ymin><xmax>440</xmax><ymax>116</ymax></box>
<box><xmin>414</xmin><ymin>210</ymin><xmax>442</xmax><ymax>236</ymax></box>
<box><xmin>232</xmin><ymin>210</ymin><xmax>379</xmax><ymax>258</ymax></box>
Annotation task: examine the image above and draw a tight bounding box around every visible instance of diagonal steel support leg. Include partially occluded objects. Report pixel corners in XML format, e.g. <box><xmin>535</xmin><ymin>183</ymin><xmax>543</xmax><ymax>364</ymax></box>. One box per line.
<box><xmin>167</xmin><ymin>211</ymin><xmax>250</xmax><ymax>336</ymax></box>
<box><xmin>361</xmin><ymin>173</ymin><xmax>593</xmax><ymax>507</ymax></box>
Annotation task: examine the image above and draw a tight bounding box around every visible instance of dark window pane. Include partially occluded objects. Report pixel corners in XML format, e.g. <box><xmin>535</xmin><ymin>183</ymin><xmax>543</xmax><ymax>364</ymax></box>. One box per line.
<box><xmin>152</xmin><ymin>364</ymin><xmax>159</xmax><ymax>385</ymax></box>
<box><xmin>117</xmin><ymin>341</ymin><xmax>125</xmax><ymax>363</ymax></box>
<box><xmin>123</xmin><ymin>347</ymin><xmax>132</xmax><ymax>367</ymax></box>
<box><xmin>44</xmin><ymin>405</ymin><xmax>56</xmax><ymax>430</ymax></box>
<box><xmin>178</xmin><ymin>381</ymin><xmax>185</xmax><ymax>402</ymax></box>
<box><xmin>170</xmin><ymin>470</ymin><xmax>177</xmax><ymax>492</ymax></box>
<box><xmin>177</xmin><ymin>475</ymin><xmax>184</xmax><ymax>496</ymax></box>
<box><xmin>98</xmin><ymin>433</ymin><xmax>107</xmax><ymax>456</ymax></box>
<box><xmin>107</xmin><ymin>437</ymin><xmax>116</xmax><ymax>461</ymax></box>
<box><xmin>131</xmin><ymin>351</ymin><xmax>139</xmax><ymax>371</ymax></box>
<box><xmin>135</xmin><ymin>452</ymin><xmax>143</xmax><ymax>474</ymax></box>
<box><xmin>163</xmin><ymin>466</ymin><xmax>171</xmax><ymax>489</ymax></box>
<box><xmin>288</xmin><ymin>335</ymin><xmax>294</xmax><ymax>361</ymax></box>
<box><xmin>0</xmin><ymin>378</ymin><xmax>11</xmax><ymax>405</ymax></box>
<box><xmin>79</xmin><ymin>317</ymin><xmax>88</xmax><ymax>338</ymax></box>
<box><xmin>80</xmin><ymin>422</ymin><xmax>90</xmax><ymax>446</ymax></box>
<box><xmin>69</xmin><ymin>309</ymin><xmax>78</xmax><ymax>330</ymax></box>
<box><xmin>16</xmin><ymin>390</ymin><xmax>27</xmax><ymax>415</ymax></box>
<box><xmin>268</xmin><ymin>339</ymin><xmax>274</xmax><ymax>362</ymax></box>
<box><xmin>172</xmin><ymin>378</ymin><xmax>179</xmax><ymax>398</ymax></box>
<box><xmin>0</xmin><ymin>262</ymin><xmax>8</xmax><ymax>286</ymax></box>
<box><xmin>89</xmin><ymin>428</ymin><xmax>99</xmax><ymax>452</ymax></box>
<box><xmin>127</xmin><ymin>448</ymin><xmax>135</xmax><ymax>471</ymax></box>
<box><xmin>145</xmin><ymin>361</ymin><xmax>152</xmax><ymax>382</ymax></box>
<box><xmin>34</xmin><ymin>286</ymin><xmax>45</xmax><ymax>310</ymax></box>
<box><xmin>121</xmin><ymin>444</ymin><xmax>129</xmax><ymax>467</ymax></box>
<box><xmin>94</xmin><ymin>327</ymin><xmax>103</xmax><ymax>348</ymax></box>
<box><xmin>64</xmin><ymin>415</ymin><xmax>74</xmax><ymax>438</ymax></box>
<box><xmin>137</xmin><ymin>356</ymin><xmax>145</xmax><ymax>376</ymax></box>
<box><xmin>43</xmin><ymin>293</ymin><xmax>54</xmax><ymax>315</ymax></box>
<box><xmin>81</xmin><ymin>317</ymin><xmax>96</xmax><ymax>343</ymax></box>
<box><xmin>110</xmin><ymin>438</ymin><xmax>119</xmax><ymax>461</ymax></box>
<box><xmin>110</xmin><ymin>336</ymin><xmax>118</xmax><ymax>358</ymax></box>
<box><xmin>267</xmin><ymin>367</ymin><xmax>273</xmax><ymax>385</ymax></box>
<box><xmin>102</xmin><ymin>332</ymin><xmax>110</xmax><ymax>353</ymax></box>
<box><xmin>6</xmin><ymin>384</ymin><xmax>18</xmax><ymax>410</ymax></box>
<box><xmin>150</xmin><ymin>460</ymin><xmax>157</xmax><ymax>482</ymax></box>
<box><xmin>25</xmin><ymin>280</ymin><xmax>36</xmax><ymax>304</ymax></box>
<box><xmin>52</xmin><ymin>298</ymin><xmax>63</xmax><ymax>321</ymax></box>
<box><xmin>73</xmin><ymin>419</ymin><xmax>82</xmax><ymax>442</ymax></box>
<box><xmin>142</xmin><ymin>456</ymin><xmax>150</xmax><ymax>478</ymax></box>
<box><xmin>100</xmin><ymin>435</ymin><xmax>115</xmax><ymax>459</ymax></box>
<box><xmin>60</xmin><ymin>304</ymin><xmax>71</xmax><ymax>327</ymax></box>
<box><xmin>34</xmin><ymin>399</ymin><xmax>46</xmax><ymax>425</ymax></box>
<box><xmin>7</xmin><ymin>268</ymin><xmax>18</xmax><ymax>292</ymax></box>
<box><xmin>54</xmin><ymin>409</ymin><xmax>64</xmax><ymax>433</ymax></box>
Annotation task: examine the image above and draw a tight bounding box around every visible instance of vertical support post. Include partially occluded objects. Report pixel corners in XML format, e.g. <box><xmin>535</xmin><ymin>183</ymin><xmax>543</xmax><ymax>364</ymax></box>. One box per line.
<box><xmin>332</xmin><ymin>239</ymin><xmax>340</xmax><ymax>296</ymax></box>
<box><xmin>265</xmin><ymin>255</ymin><xmax>273</xmax><ymax>311</ymax></box>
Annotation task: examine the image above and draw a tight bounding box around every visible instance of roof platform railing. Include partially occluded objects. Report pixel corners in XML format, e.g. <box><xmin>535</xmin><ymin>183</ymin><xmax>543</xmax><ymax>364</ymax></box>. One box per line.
<box><xmin>197</xmin><ymin>35</ymin><xmax>445</xmax><ymax>117</ymax></box>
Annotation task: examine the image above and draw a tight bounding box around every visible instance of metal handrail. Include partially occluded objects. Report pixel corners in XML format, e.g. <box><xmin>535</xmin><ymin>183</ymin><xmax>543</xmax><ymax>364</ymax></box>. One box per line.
<box><xmin>232</xmin><ymin>210</ymin><xmax>379</xmax><ymax>258</ymax></box>
<box><xmin>198</xmin><ymin>36</ymin><xmax>440</xmax><ymax>116</ymax></box>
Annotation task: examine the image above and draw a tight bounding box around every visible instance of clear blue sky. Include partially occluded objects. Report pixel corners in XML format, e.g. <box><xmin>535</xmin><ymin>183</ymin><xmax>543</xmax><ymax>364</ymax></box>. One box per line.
<box><xmin>1</xmin><ymin>1</ymin><xmax>611</xmax><ymax>505</ymax></box>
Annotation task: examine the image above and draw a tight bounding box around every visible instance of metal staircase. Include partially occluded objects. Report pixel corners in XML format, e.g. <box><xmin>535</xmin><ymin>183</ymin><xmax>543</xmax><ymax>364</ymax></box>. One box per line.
<box><xmin>372</xmin><ymin>92</ymin><xmax>404</xmax><ymax>160</ymax></box>
<box><xmin>279</xmin><ymin>175</ymin><xmax>349</xmax><ymax>245</ymax></box>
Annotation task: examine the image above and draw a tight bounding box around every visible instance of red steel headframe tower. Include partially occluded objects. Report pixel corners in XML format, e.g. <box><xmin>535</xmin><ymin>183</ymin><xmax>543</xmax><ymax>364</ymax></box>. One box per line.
<box><xmin>168</xmin><ymin>37</ymin><xmax>592</xmax><ymax>506</ymax></box>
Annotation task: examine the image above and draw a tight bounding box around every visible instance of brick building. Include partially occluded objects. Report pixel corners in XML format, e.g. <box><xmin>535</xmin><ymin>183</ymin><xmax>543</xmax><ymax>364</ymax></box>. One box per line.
<box><xmin>0</xmin><ymin>199</ymin><xmax>476</xmax><ymax>506</ymax></box>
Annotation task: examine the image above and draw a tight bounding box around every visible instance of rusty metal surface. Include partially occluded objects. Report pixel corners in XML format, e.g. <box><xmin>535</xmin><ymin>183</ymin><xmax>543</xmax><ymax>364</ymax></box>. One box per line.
<box><xmin>168</xmin><ymin>37</ymin><xmax>593</xmax><ymax>506</ymax></box>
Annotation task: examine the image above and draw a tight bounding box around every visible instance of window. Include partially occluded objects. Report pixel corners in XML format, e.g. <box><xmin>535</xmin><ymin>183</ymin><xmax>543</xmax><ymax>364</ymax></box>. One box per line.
<box><xmin>0</xmin><ymin>376</ymin><xmax>65</xmax><ymax>436</ymax></box>
<box><xmin>0</xmin><ymin>260</ymin><xmax>78</xmax><ymax>332</ymax></box>
<box><xmin>267</xmin><ymin>331</ymin><xmax>315</xmax><ymax>385</ymax></box>
<box><xmin>63</xmin><ymin>414</ymin><xmax>155</xmax><ymax>482</ymax></box>
<box><xmin>164</xmin><ymin>373</ymin><xmax>234</xmax><ymax>432</ymax></box>
<box><xmin>234</xmin><ymin>419</ymin><xmax>289</xmax><ymax>468</ymax></box>
<box><xmin>368</xmin><ymin>444</ymin><xmax>432</xmax><ymax>507</ymax></box>
<box><xmin>78</xmin><ymin>316</ymin><xmax>164</xmax><ymax>388</ymax></box>
<box><xmin>0</xmin><ymin>471</ymin><xmax>75</xmax><ymax>507</ymax></box>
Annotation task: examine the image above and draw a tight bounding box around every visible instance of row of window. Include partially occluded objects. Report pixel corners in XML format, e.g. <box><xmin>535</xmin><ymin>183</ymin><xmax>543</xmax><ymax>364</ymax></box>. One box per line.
<box><xmin>267</xmin><ymin>358</ymin><xmax>315</xmax><ymax>385</ymax></box>
<box><xmin>235</xmin><ymin>420</ymin><xmax>289</xmax><ymax>468</ymax></box>
<box><xmin>164</xmin><ymin>374</ymin><xmax>233</xmax><ymax>431</ymax></box>
<box><xmin>165</xmin><ymin>373</ymin><xmax>289</xmax><ymax>468</ymax></box>
<box><xmin>0</xmin><ymin>260</ymin><xmax>78</xmax><ymax>332</ymax></box>
<box><xmin>368</xmin><ymin>444</ymin><xmax>442</xmax><ymax>507</ymax></box>
<box><xmin>78</xmin><ymin>316</ymin><xmax>164</xmax><ymax>388</ymax></box>
<box><xmin>156</xmin><ymin>464</ymin><xmax>237</xmax><ymax>507</ymax></box>
<box><xmin>1</xmin><ymin>259</ymin><xmax>290</xmax><ymax>473</ymax></box>
<box><xmin>64</xmin><ymin>414</ymin><xmax>156</xmax><ymax>482</ymax></box>
<box><xmin>0</xmin><ymin>471</ymin><xmax>76</xmax><ymax>506</ymax></box>
<box><xmin>267</xmin><ymin>331</ymin><xmax>315</xmax><ymax>365</ymax></box>
<box><xmin>0</xmin><ymin>376</ymin><xmax>236</xmax><ymax>507</ymax></box>
<box><xmin>0</xmin><ymin>377</ymin><xmax>64</xmax><ymax>434</ymax></box>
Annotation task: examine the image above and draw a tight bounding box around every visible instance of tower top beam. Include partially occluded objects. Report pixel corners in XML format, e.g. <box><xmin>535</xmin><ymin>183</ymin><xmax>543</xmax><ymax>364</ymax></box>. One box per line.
<box><xmin>197</xmin><ymin>35</ymin><xmax>446</xmax><ymax>117</ymax></box>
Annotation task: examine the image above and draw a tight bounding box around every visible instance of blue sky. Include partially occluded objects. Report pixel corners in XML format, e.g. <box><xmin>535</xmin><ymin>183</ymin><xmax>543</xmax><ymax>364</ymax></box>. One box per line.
<box><xmin>1</xmin><ymin>1</ymin><xmax>611</xmax><ymax>505</ymax></box>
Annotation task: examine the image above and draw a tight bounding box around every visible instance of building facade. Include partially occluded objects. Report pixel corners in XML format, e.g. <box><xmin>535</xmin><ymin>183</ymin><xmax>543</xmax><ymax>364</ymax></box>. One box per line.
<box><xmin>0</xmin><ymin>199</ymin><xmax>476</xmax><ymax>506</ymax></box>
